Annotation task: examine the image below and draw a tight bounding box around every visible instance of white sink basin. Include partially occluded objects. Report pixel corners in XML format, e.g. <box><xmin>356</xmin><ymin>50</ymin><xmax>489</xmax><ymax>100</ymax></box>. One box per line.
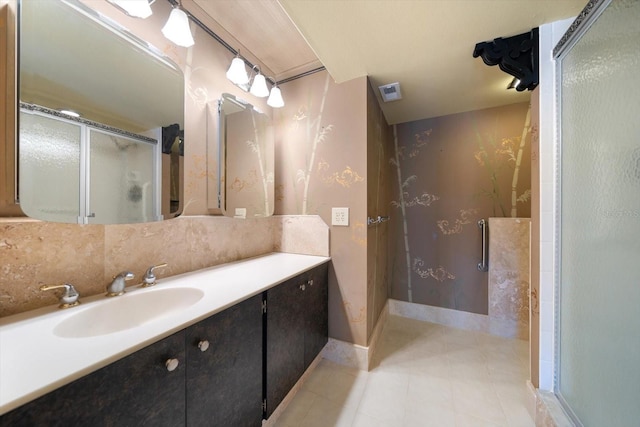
<box><xmin>53</xmin><ymin>287</ymin><xmax>204</xmax><ymax>338</ymax></box>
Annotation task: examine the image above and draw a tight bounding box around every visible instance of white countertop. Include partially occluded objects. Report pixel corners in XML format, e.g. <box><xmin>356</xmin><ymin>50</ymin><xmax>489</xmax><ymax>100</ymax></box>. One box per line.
<box><xmin>0</xmin><ymin>252</ymin><xmax>330</xmax><ymax>415</ymax></box>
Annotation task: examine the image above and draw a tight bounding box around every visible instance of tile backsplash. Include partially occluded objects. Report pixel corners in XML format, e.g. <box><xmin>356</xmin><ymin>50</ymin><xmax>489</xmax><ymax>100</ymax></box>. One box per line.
<box><xmin>0</xmin><ymin>215</ymin><xmax>328</xmax><ymax>317</ymax></box>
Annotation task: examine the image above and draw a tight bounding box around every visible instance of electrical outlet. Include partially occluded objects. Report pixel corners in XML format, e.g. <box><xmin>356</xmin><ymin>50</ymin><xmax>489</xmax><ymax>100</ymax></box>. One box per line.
<box><xmin>332</xmin><ymin>207</ymin><xmax>349</xmax><ymax>226</ymax></box>
<box><xmin>234</xmin><ymin>208</ymin><xmax>247</xmax><ymax>219</ymax></box>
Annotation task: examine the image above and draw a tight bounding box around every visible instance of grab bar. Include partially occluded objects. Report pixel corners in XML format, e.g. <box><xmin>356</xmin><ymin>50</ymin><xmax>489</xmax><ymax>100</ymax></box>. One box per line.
<box><xmin>477</xmin><ymin>219</ymin><xmax>488</xmax><ymax>272</ymax></box>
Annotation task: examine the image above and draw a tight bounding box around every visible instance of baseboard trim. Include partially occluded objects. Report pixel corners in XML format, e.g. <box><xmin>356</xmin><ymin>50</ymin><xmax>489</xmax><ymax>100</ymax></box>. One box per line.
<box><xmin>388</xmin><ymin>298</ymin><xmax>528</xmax><ymax>340</ymax></box>
<box><xmin>321</xmin><ymin>300</ymin><xmax>389</xmax><ymax>371</ymax></box>
<box><xmin>321</xmin><ymin>297</ymin><xmax>529</xmax><ymax>372</ymax></box>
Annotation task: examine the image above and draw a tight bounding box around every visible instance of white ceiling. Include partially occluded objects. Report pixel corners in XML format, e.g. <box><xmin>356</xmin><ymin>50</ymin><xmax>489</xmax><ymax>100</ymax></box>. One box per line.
<box><xmin>188</xmin><ymin>0</ymin><xmax>322</xmax><ymax>80</ymax></box>
<box><xmin>193</xmin><ymin>0</ymin><xmax>587</xmax><ymax>124</ymax></box>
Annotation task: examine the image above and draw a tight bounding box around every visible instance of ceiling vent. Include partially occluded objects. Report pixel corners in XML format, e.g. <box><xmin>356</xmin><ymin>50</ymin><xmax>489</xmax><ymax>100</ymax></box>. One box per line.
<box><xmin>378</xmin><ymin>82</ymin><xmax>402</xmax><ymax>102</ymax></box>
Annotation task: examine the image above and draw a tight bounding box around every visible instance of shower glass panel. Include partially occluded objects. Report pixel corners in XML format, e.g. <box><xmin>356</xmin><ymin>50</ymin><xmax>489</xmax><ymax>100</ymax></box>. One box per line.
<box><xmin>19</xmin><ymin>112</ymin><xmax>81</xmax><ymax>223</ymax></box>
<box><xmin>557</xmin><ymin>0</ymin><xmax>640</xmax><ymax>424</ymax></box>
<box><xmin>89</xmin><ymin>130</ymin><xmax>156</xmax><ymax>224</ymax></box>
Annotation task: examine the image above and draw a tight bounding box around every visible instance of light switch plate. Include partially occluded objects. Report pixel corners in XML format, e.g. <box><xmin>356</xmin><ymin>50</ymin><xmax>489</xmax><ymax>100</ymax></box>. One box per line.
<box><xmin>332</xmin><ymin>207</ymin><xmax>349</xmax><ymax>226</ymax></box>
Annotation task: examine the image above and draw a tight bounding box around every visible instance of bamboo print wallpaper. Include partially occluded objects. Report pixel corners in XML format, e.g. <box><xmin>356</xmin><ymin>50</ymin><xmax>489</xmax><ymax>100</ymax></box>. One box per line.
<box><xmin>390</xmin><ymin>102</ymin><xmax>532</xmax><ymax>314</ymax></box>
<box><xmin>275</xmin><ymin>71</ymin><xmax>370</xmax><ymax>345</ymax></box>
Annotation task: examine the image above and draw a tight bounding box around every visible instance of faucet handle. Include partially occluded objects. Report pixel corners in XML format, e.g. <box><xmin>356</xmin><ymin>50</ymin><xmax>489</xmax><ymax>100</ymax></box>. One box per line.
<box><xmin>114</xmin><ymin>271</ymin><xmax>135</xmax><ymax>281</ymax></box>
<box><xmin>40</xmin><ymin>283</ymin><xmax>80</xmax><ymax>309</ymax></box>
<box><xmin>142</xmin><ymin>263</ymin><xmax>168</xmax><ymax>287</ymax></box>
<box><xmin>106</xmin><ymin>271</ymin><xmax>135</xmax><ymax>297</ymax></box>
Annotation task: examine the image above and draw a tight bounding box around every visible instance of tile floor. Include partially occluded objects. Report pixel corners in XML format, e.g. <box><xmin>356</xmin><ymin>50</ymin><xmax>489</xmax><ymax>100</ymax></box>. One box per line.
<box><xmin>273</xmin><ymin>315</ymin><xmax>534</xmax><ymax>427</ymax></box>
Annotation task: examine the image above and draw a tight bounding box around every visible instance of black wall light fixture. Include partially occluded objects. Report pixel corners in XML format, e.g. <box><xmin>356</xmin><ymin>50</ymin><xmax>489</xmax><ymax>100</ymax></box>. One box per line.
<box><xmin>473</xmin><ymin>28</ymin><xmax>539</xmax><ymax>92</ymax></box>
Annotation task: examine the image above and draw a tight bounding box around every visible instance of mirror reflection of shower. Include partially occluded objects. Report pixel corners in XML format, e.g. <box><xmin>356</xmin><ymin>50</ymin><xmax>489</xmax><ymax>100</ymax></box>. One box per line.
<box><xmin>19</xmin><ymin>103</ymin><xmax>161</xmax><ymax>224</ymax></box>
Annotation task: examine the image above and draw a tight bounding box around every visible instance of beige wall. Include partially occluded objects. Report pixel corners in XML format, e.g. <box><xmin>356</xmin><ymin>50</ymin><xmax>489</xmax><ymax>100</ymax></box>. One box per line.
<box><xmin>274</xmin><ymin>70</ymin><xmax>370</xmax><ymax>346</ymax></box>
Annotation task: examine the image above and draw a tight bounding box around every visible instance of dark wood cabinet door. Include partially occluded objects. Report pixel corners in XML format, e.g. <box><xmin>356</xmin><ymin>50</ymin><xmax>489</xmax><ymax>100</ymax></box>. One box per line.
<box><xmin>0</xmin><ymin>331</ymin><xmax>186</xmax><ymax>427</ymax></box>
<box><xmin>304</xmin><ymin>263</ymin><xmax>329</xmax><ymax>369</ymax></box>
<box><xmin>265</xmin><ymin>276</ymin><xmax>305</xmax><ymax>418</ymax></box>
<box><xmin>185</xmin><ymin>294</ymin><xmax>263</xmax><ymax>427</ymax></box>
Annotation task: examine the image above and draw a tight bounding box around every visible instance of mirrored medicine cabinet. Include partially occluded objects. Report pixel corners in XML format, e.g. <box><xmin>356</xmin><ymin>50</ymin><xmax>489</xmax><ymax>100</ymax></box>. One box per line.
<box><xmin>5</xmin><ymin>0</ymin><xmax>185</xmax><ymax>224</ymax></box>
<box><xmin>215</xmin><ymin>93</ymin><xmax>274</xmax><ymax>218</ymax></box>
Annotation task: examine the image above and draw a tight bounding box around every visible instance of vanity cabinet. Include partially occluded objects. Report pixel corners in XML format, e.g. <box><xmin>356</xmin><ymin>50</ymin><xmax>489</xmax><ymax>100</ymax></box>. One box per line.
<box><xmin>0</xmin><ymin>295</ymin><xmax>263</xmax><ymax>427</ymax></box>
<box><xmin>186</xmin><ymin>294</ymin><xmax>262</xmax><ymax>427</ymax></box>
<box><xmin>0</xmin><ymin>260</ymin><xmax>329</xmax><ymax>426</ymax></box>
<box><xmin>265</xmin><ymin>263</ymin><xmax>329</xmax><ymax>417</ymax></box>
<box><xmin>0</xmin><ymin>331</ymin><xmax>187</xmax><ymax>427</ymax></box>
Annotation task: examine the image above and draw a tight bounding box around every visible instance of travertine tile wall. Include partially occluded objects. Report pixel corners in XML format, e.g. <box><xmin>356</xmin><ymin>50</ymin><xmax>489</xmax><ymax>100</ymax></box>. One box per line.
<box><xmin>488</xmin><ymin>218</ymin><xmax>531</xmax><ymax>340</ymax></box>
<box><xmin>0</xmin><ymin>215</ymin><xmax>328</xmax><ymax>317</ymax></box>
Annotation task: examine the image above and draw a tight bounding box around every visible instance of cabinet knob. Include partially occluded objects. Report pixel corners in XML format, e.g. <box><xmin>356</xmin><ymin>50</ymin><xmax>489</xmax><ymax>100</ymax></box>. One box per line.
<box><xmin>198</xmin><ymin>340</ymin><xmax>210</xmax><ymax>352</ymax></box>
<box><xmin>165</xmin><ymin>358</ymin><xmax>179</xmax><ymax>372</ymax></box>
<box><xmin>308</xmin><ymin>279</ymin><xmax>314</xmax><ymax>287</ymax></box>
<box><xmin>299</xmin><ymin>284</ymin><xmax>306</xmax><ymax>291</ymax></box>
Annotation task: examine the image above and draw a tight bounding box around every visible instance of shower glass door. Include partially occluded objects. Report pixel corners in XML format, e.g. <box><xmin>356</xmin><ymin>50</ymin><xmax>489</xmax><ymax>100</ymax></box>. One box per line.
<box><xmin>19</xmin><ymin>107</ymin><xmax>159</xmax><ymax>224</ymax></box>
<box><xmin>19</xmin><ymin>111</ymin><xmax>81</xmax><ymax>223</ymax></box>
<box><xmin>556</xmin><ymin>0</ymin><xmax>640</xmax><ymax>425</ymax></box>
<box><xmin>89</xmin><ymin>129</ymin><xmax>156</xmax><ymax>224</ymax></box>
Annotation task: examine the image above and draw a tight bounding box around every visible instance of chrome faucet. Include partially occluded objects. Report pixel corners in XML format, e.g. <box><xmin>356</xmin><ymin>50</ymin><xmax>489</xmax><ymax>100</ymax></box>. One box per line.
<box><xmin>141</xmin><ymin>263</ymin><xmax>168</xmax><ymax>288</ymax></box>
<box><xmin>106</xmin><ymin>271</ymin><xmax>134</xmax><ymax>297</ymax></box>
<box><xmin>40</xmin><ymin>283</ymin><xmax>80</xmax><ymax>308</ymax></box>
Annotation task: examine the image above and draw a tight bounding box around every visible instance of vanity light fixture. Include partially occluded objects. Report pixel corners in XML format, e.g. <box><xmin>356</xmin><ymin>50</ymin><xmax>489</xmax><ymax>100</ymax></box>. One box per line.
<box><xmin>227</xmin><ymin>58</ymin><xmax>285</xmax><ymax>106</ymax></box>
<box><xmin>267</xmin><ymin>83</ymin><xmax>285</xmax><ymax>108</ymax></box>
<box><xmin>226</xmin><ymin>53</ymin><xmax>250</xmax><ymax>86</ymax></box>
<box><xmin>161</xmin><ymin>2</ymin><xmax>194</xmax><ymax>47</ymax></box>
<box><xmin>108</xmin><ymin>0</ymin><xmax>154</xmax><ymax>19</ymax></box>
<box><xmin>249</xmin><ymin>66</ymin><xmax>269</xmax><ymax>98</ymax></box>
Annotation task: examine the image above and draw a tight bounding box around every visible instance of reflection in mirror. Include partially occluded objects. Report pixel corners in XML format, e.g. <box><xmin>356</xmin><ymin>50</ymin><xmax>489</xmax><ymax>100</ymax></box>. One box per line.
<box><xmin>218</xmin><ymin>94</ymin><xmax>274</xmax><ymax>218</ymax></box>
<box><xmin>20</xmin><ymin>104</ymin><xmax>160</xmax><ymax>224</ymax></box>
<box><xmin>17</xmin><ymin>0</ymin><xmax>184</xmax><ymax>223</ymax></box>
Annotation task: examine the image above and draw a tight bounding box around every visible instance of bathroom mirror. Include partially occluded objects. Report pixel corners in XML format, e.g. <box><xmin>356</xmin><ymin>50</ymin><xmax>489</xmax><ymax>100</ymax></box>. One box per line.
<box><xmin>16</xmin><ymin>0</ymin><xmax>184</xmax><ymax>223</ymax></box>
<box><xmin>218</xmin><ymin>93</ymin><xmax>274</xmax><ymax>218</ymax></box>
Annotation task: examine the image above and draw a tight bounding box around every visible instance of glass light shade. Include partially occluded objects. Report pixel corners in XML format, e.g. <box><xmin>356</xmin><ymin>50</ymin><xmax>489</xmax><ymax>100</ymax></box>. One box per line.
<box><xmin>267</xmin><ymin>86</ymin><xmax>284</xmax><ymax>108</ymax></box>
<box><xmin>250</xmin><ymin>73</ymin><xmax>269</xmax><ymax>97</ymax></box>
<box><xmin>60</xmin><ymin>109</ymin><xmax>80</xmax><ymax>118</ymax></box>
<box><xmin>110</xmin><ymin>0</ymin><xmax>153</xmax><ymax>19</ymax></box>
<box><xmin>161</xmin><ymin>8</ymin><xmax>194</xmax><ymax>48</ymax></box>
<box><xmin>226</xmin><ymin>57</ymin><xmax>250</xmax><ymax>85</ymax></box>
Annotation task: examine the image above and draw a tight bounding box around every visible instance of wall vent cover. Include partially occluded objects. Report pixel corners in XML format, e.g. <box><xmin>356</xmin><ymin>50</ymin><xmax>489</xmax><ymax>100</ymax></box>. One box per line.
<box><xmin>378</xmin><ymin>82</ymin><xmax>402</xmax><ymax>102</ymax></box>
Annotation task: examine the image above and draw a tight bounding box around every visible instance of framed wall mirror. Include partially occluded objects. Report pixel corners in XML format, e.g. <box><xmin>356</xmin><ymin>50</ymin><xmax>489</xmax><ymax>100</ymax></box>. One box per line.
<box><xmin>216</xmin><ymin>93</ymin><xmax>274</xmax><ymax>218</ymax></box>
<box><xmin>13</xmin><ymin>0</ymin><xmax>184</xmax><ymax>224</ymax></box>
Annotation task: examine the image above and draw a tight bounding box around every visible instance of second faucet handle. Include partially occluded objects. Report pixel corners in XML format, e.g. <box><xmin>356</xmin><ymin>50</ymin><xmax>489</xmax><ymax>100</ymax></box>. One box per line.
<box><xmin>142</xmin><ymin>263</ymin><xmax>168</xmax><ymax>287</ymax></box>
